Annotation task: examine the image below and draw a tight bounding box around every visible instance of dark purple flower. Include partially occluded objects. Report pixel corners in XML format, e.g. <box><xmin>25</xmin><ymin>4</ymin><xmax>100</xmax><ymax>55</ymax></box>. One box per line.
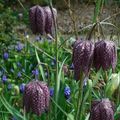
<box><xmin>89</xmin><ymin>98</ymin><xmax>114</xmax><ymax>120</ymax></box>
<box><xmin>17</xmin><ymin>72</ymin><xmax>22</xmax><ymax>78</ymax></box>
<box><xmin>29</xmin><ymin>5</ymin><xmax>45</xmax><ymax>35</ymax></box>
<box><xmin>3</xmin><ymin>52</ymin><xmax>9</xmax><ymax>60</ymax></box>
<box><xmin>19</xmin><ymin>83</ymin><xmax>26</xmax><ymax>93</ymax></box>
<box><xmin>64</xmin><ymin>86</ymin><xmax>71</xmax><ymax>100</ymax></box>
<box><xmin>32</xmin><ymin>69</ymin><xmax>39</xmax><ymax>76</ymax></box>
<box><xmin>23</xmin><ymin>80</ymin><xmax>50</xmax><ymax>116</ymax></box>
<box><xmin>2</xmin><ymin>75</ymin><xmax>7</xmax><ymax>83</ymax></box>
<box><xmin>72</xmin><ymin>40</ymin><xmax>94</xmax><ymax>80</ymax></box>
<box><xmin>94</xmin><ymin>40</ymin><xmax>117</xmax><ymax>71</ymax></box>
<box><xmin>49</xmin><ymin>88</ymin><xmax>54</xmax><ymax>97</ymax></box>
<box><xmin>16</xmin><ymin>43</ymin><xmax>23</xmax><ymax>52</ymax></box>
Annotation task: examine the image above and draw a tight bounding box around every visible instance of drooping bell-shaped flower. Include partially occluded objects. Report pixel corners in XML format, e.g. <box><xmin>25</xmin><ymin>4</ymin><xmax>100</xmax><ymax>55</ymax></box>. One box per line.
<box><xmin>72</xmin><ymin>40</ymin><xmax>94</xmax><ymax>80</ymax></box>
<box><xmin>44</xmin><ymin>6</ymin><xmax>57</xmax><ymax>35</ymax></box>
<box><xmin>23</xmin><ymin>80</ymin><xmax>50</xmax><ymax>116</ymax></box>
<box><xmin>94</xmin><ymin>40</ymin><xmax>117</xmax><ymax>71</ymax></box>
<box><xmin>29</xmin><ymin>5</ymin><xmax>45</xmax><ymax>35</ymax></box>
<box><xmin>89</xmin><ymin>99</ymin><xmax>114</xmax><ymax>120</ymax></box>
<box><xmin>29</xmin><ymin>5</ymin><xmax>57</xmax><ymax>35</ymax></box>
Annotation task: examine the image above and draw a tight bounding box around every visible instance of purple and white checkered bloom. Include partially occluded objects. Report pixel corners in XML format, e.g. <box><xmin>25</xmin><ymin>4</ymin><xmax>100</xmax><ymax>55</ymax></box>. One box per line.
<box><xmin>29</xmin><ymin>5</ymin><xmax>57</xmax><ymax>35</ymax></box>
<box><xmin>29</xmin><ymin>5</ymin><xmax>45</xmax><ymax>35</ymax></box>
<box><xmin>89</xmin><ymin>98</ymin><xmax>114</xmax><ymax>120</ymax></box>
<box><xmin>94</xmin><ymin>40</ymin><xmax>117</xmax><ymax>71</ymax></box>
<box><xmin>72</xmin><ymin>40</ymin><xmax>94</xmax><ymax>80</ymax></box>
<box><xmin>23</xmin><ymin>80</ymin><xmax>50</xmax><ymax>116</ymax></box>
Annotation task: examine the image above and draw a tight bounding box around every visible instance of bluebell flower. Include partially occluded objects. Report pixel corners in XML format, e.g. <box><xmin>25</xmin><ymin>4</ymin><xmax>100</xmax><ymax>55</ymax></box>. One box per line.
<box><xmin>64</xmin><ymin>86</ymin><xmax>71</xmax><ymax>100</ymax></box>
<box><xmin>17</xmin><ymin>72</ymin><xmax>22</xmax><ymax>78</ymax></box>
<box><xmin>2</xmin><ymin>75</ymin><xmax>7</xmax><ymax>83</ymax></box>
<box><xmin>7</xmin><ymin>84</ymin><xmax>12</xmax><ymax>90</ymax></box>
<box><xmin>3</xmin><ymin>52</ymin><xmax>9</xmax><ymax>60</ymax></box>
<box><xmin>19</xmin><ymin>83</ymin><xmax>25</xmax><ymax>93</ymax></box>
<box><xmin>49</xmin><ymin>88</ymin><xmax>54</xmax><ymax>97</ymax></box>
<box><xmin>32</xmin><ymin>69</ymin><xmax>39</xmax><ymax>76</ymax></box>
<box><xmin>16</xmin><ymin>43</ymin><xmax>23</xmax><ymax>52</ymax></box>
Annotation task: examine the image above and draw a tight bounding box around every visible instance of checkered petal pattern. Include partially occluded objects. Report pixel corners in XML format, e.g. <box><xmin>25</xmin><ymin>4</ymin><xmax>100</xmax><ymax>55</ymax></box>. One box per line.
<box><xmin>94</xmin><ymin>40</ymin><xmax>117</xmax><ymax>71</ymax></box>
<box><xmin>89</xmin><ymin>99</ymin><xmax>114</xmax><ymax>120</ymax></box>
<box><xmin>72</xmin><ymin>40</ymin><xmax>94</xmax><ymax>80</ymax></box>
<box><xmin>23</xmin><ymin>80</ymin><xmax>50</xmax><ymax>116</ymax></box>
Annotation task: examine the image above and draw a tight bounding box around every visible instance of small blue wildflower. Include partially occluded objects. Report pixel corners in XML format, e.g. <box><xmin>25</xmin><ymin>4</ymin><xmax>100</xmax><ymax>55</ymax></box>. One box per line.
<box><xmin>69</xmin><ymin>63</ymin><xmax>74</xmax><ymax>70</ymax></box>
<box><xmin>51</xmin><ymin>58</ymin><xmax>56</xmax><ymax>66</ymax></box>
<box><xmin>45</xmin><ymin>71</ymin><xmax>48</xmax><ymax>78</ymax></box>
<box><xmin>17</xmin><ymin>62</ymin><xmax>22</xmax><ymax>67</ymax></box>
<box><xmin>35</xmin><ymin>35</ymin><xmax>41</xmax><ymax>41</ymax></box>
<box><xmin>7</xmin><ymin>84</ymin><xmax>12</xmax><ymax>90</ymax></box>
<box><xmin>2</xmin><ymin>75</ymin><xmax>7</xmax><ymax>83</ymax></box>
<box><xmin>17</xmin><ymin>72</ymin><xmax>22</xmax><ymax>78</ymax></box>
<box><xmin>16</xmin><ymin>43</ymin><xmax>23</xmax><ymax>52</ymax></box>
<box><xmin>3</xmin><ymin>52</ymin><xmax>9</xmax><ymax>60</ymax></box>
<box><xmin>10</xmin><ymin>68</ymin><xmax>14</xmax><ymax>73</ymax></box>
<box><xmin>19</xmin><ymin>83</ymin><xmax>25</xmax><ymax>93</ymax></box>
<box><xmin>32</xmin><ymin>69</ymin><xmax>39</xmax><ymax>76</ymax></box>
<box><xmin>49</xmin><ymin>88</ymin><xmax>54</xmax><ymax>97</ymax></box>
<box><xmin>12</xmin><ymin>117</ymin><xmax>17</xmax><ymax>120</ymax></box>
<box><xmin>64</xmin><ymin>86</ymin><xmax>71</xmax><ymax>100</ymax></box>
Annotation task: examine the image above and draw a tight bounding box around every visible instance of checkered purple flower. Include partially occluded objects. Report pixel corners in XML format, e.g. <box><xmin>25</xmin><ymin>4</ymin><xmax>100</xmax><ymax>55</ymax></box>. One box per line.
<box><xmin>23</xmin><ymin>80</ymin><xmax>50</xmax><ymax>116</ymax></box>
<box><xmin>72</xmin><ymin>40</ymin><xmax>94</xmax><ymax>80</ymax></box>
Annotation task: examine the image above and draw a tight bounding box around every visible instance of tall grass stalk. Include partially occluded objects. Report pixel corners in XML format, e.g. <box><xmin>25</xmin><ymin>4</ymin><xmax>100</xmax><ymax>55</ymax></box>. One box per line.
<box><xmin>48</xmin><ymin>0</ymin><xmax>59</xmax><ymax>119</ymax></box>
<box><xmin>75</xmin><ymin>77</ymin><xmax>84</xmax><ymax>120</ymax></box>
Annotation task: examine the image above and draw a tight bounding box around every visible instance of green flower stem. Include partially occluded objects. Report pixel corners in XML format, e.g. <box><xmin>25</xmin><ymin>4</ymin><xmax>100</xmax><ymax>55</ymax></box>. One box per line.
<box><xmin>48</xmin><ymin>0</ymin><xmax>58</xmax><ymax>119</ymax></box>
<box><xmin>75</xmin><ymin>73</ymin><xmax>84</xmax><ymax>120</ymax></box>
